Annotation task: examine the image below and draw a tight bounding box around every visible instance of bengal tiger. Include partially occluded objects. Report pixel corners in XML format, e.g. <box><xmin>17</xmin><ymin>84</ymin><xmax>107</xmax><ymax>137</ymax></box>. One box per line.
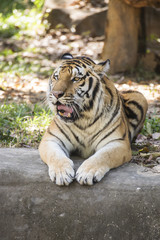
<box><xmin>39</xmin><ymin>53</ymin><xmax>148</xmax><ymax>186</ymax></box>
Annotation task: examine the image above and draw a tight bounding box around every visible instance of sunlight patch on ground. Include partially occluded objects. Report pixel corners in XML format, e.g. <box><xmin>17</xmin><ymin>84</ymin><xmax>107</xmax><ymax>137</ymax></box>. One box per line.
<box><xmin>115</xmin><ymin>83</ymin><xmax>160</xmax><ymax>103</ymax></box>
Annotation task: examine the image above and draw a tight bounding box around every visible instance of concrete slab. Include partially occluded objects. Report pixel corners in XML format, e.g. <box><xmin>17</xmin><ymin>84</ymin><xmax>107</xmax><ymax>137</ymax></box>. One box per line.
<box><xmin>0</xmin><ymin>148</ymin><xmax>160</xmax><ymax>240</ymax></box>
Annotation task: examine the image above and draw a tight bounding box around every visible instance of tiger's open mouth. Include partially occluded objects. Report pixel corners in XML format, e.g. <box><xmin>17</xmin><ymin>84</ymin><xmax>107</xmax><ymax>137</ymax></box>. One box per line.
<box><xmin>57</xmin><ymin>102</ymin><xmax>77</xmax><ymax>121</ymax></box>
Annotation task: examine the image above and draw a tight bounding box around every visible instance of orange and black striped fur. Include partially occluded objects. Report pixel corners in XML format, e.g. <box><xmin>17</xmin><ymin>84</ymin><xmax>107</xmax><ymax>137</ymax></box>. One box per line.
<box><xmin>39</xmin><ymin>53</ymin><xmax>148</xmax><ymax>186</ymax></box>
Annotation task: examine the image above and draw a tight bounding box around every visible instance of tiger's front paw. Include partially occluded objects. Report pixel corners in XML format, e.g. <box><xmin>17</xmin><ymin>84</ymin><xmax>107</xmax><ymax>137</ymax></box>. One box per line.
<box><xmin>48</xmin><ymin>159</ymin><xmax>75</xmax><ymax>186</ymax></box>
<box><xmin>76</xmin><ymin>160</ymin><xmax>109</xmax><ymax>185</ymax></box>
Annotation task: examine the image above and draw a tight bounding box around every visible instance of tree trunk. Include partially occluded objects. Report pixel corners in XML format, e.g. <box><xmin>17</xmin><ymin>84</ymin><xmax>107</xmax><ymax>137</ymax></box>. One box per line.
<box><xmin>124</xmin><ymin>0</ymin><xmax>160</xmax><ymax>8</ymax></box>
<box><xmin>102</xmin><ymin>0</ymin><xmax>140</xmax><ymax>74</ymax></box>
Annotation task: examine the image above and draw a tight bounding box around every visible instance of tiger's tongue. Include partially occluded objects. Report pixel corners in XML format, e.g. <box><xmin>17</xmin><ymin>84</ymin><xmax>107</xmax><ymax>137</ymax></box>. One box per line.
<box><xmin>57</xmin><ymin>104</ymin><xmax>73</xmax><ymax>114</ymax></box>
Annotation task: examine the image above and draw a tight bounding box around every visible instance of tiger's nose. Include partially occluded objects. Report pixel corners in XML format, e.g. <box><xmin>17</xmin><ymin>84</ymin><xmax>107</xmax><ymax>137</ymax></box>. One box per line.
<box><xmin>52</xmin><ymin>91</ymin><xmax>64</xmax><ymax>99</ymax></box>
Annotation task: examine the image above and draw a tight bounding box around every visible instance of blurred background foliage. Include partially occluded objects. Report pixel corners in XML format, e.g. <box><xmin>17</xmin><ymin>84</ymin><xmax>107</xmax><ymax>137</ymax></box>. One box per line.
<box><xmin>0</xmin><ymin>0</ymin><xmax>44</xmax><ymax>14</ymax></box>
<box><xmin>0</xmin><ymin>0</ymin><xmax>45</xmax><ymax>38</ymax></box>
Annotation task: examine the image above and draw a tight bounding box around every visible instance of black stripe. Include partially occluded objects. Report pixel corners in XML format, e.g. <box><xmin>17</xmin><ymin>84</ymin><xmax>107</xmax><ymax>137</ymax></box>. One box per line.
<box><xmin>100</xmin><ymin>77</ymin><xmax>105</xmax><ymax>84</ymax></box>
<box><xmin>77</xmin><ymin>91</ymin><xmax>84</xmax><ymax>97</ymax></box>
<box><xmin>86</xmin><ymin>72</ymin><xmax>89</xmax><ymax>77</ymax></box>
<box><xmin>47</xmin><ymin>128</ymin><xmax>68</xmax><ymax>155</ymax></box>
<box><xmin>128</xmin><ymin>101</ymin><xmax>144</xmax><ymax>120</ymax></box>
<box><xmin>107</xmin><ymin>94</ymin><xmax>120</xmax><ymax>127</ymax></box>
<box><xmin>108</xmin><ymin>132</ymin><xmax>126</xmax><ymax>144</ymax></box>
<box><xmin>84</xmin><ymin>77</ymin><xmax>93</xmax><ymax>98</ymax></box>
<box><xmin>122</xmin><ymin>130</ymin><xmax>127</xmax><ymax>139</ymax></box>
<box><xmin>124</xmin><ymin>106</ymin><xmax>138</xmax><ymax>121</ymax></box>
<box><xmin>79</xmin><ymin>81</ymin><xmax>85</xmax><ymax>87</ymax></box>
<box><xmin>81</xmin><ymin>57</ymin><xmax>95</xmax><ymax>64</ymax></box>
<box><xmin>65</xmin><ymin>63</ymin><xmax>82</xmax><ymax>71</ymax></box>
<box><xmin>66</xmin><ymin>59</ymin><xmax>81</xmax><ymax>65</ymax></box>
<box><xmin>128</xmin><ymin>130</ymin><xmax>132</xmax><ymax>144</ymax></box>
<box><xmin>88</xmin><ymin>91</ymin><xmax>103</xmax><ymax>127</ymax></box>
<box><xmin>75</xmin><ymin>56</ymin><xmax>95</xmax><ymax>64</ymax></box>
<box><xmin>73</xmin><ymin>63</ymin><xmax>83</xmax><ymax>68</ymax></box>
<box><xmin>122</xmin><ymin>98</ymin><xmax>128</xmax><ymax>103</ymax></box>
<box><xmin>73</xmin><ymin>63</ymin><xmax>83</xmax><ymax>69</ymax></box>
<box><xmin>96</xmin><ymin>123</ymin><xmax>121</xmax><ymax>148</ymax></box>
<box><xmin>73</xmin><ymin>107</ymin><xmax>104</xmax><ymax>130</ymax></box>
<box><xmin>75</xmin><ymin>66</ymin><xmax>83</xmax><ymax>75</ymax></box>
<box><xmin>121</xmin><ymin>90</ymin><xmax>135</xmax><ymax>94</ymax></box>
<box><xmin>105</xmin><ymin>86</ymin><xmax>113</xmax><ymax>106</ymax></box>
<box><xmin>103</xmin><ymin>135</ymin><xmax>126</xmax><ymax>146</ymax></box>
<box><xmin>81</xmin><ymin>59</ymin><xmax>92</xmax><ymax>65</ymax></box>
<box><xmin>65</xmin><ymin>125</ymin><xmax>85</xmax><ymax>147</ymax></box>
<box><xmin>90</xmin><ymin>95</ymin><xmax>120</xmax><ymax>143</ymax></box>
<box><xmin>129</xmin><ymin>122</ymin><xmax>137</xmax><ymax>130</ymax></box>
<box><xmin>74</xmin><ymin>122</ymin><xmax>85</xmax><ymax>130</ymax></box>
<box><xmin>89</xmin><ymin>111</ymin><xmax>104</xmax><ymax>128</ymax></box>
<box><xmin>81</xmin><ymin>74</ymin><xmax>89</xmax><ymax>81</ymax></box>
<box><xmin>92</xmin><ymin>81</ymin><xmax>100</xmax><ymax>100</ymax></box>
<box><xmin>84</xmin><ymin>81</ymin><xmax>100</xmax><ymax>111</ymax></box>
<box><xmin>73</xmin><ymin>60</ymin><xmax>86</xmax><ymax>68</ymax></box>
<box><xmin>54</xmin><ymin>120</ymin><xmax>71</xmax><ymax>143</ymax></box>
<box><xmin>88</xmin><ymin>77</ymin><xmax>93</xmax><ymax>91</ymax></box>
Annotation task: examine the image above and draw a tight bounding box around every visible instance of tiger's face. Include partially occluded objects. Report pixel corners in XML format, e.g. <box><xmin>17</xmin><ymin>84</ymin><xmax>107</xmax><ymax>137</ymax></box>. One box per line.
<box><xmin>48</xmin><ymin>53</ymin><xmax>110</xmax><ymax>122</ymax></box>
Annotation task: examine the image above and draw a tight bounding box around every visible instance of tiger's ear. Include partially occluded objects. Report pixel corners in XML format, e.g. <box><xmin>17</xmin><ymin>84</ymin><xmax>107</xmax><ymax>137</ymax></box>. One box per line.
<box><xmin>94</xmin><ymin>59</ymin><xmax>110</xmax><ymax>75</ymax></box>
<box><xmin>61</xmin><ymin>53</ymin><xmax>73</xmax><ymax>60</ymax></box>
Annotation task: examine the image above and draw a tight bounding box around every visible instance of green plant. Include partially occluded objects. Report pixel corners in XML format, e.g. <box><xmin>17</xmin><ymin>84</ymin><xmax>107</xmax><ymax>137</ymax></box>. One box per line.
<box><xmin>0</xmin><ymin>103</ymin><xmax>52</xmax><ymax>147</ymax></box>
<box><xmin>141</xmin><ymin>117</ymin><xmax>160</xmax><ymax>136</ymax></box>
<box><xmin>32</xmin><ymin>0</ymin><xmax>45</xmax><ymax>9</ymax></box>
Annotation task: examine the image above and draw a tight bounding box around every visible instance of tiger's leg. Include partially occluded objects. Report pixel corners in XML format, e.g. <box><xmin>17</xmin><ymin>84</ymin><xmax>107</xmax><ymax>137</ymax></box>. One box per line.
<box><xmin>76</xmin><ymin>141</ymin><xmax>132</xmax><ymax>185</ymax></box>
<box><xmin>39</xmin><ymin>131</ymin><xmax>75</xmax><ymax>186</ymax></box>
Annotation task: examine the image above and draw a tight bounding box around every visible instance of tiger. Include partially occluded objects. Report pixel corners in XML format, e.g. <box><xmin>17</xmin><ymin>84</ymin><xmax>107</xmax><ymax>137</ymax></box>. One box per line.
<box><xmin>39</xmin><ymin>53</ymin><xmax>148</xmax><ymax>186</ymax></box>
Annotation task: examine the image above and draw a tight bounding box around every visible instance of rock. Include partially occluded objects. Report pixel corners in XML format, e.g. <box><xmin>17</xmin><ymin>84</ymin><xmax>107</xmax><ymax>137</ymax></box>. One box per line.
<box><xmin>45</xmin><ymin>8</ymin><xmax>72</xmax><ymax>29</ymax></box>
<box><xmin>156</xmin><ymin>157</ymin><xmax>160</xmax><ymax>164</ymax></box>
<box><xmin>152</xmin><ymin>165</ymin><xmax>160</xmax><ymax>173</ymax></box>
<box><xmin>43</xmin><ymin>0</ymin><xmax>108</xmax><ymax>36</ymax></box>
<box><xmin>152</xmin><ymin>132</ymin><xmax>160</xmax><ymax>140</ymax></box>
<box><xmin>43</xmin><ymin>0</ymin><xmax>73</xmax><ymax>30</ymax></box>
<box><xmin>0</xmin><ymin>148</ymin><xmax>160</xmax><ymax>240</ymax></box>
<box><xmin>90</xmin><ymin>0</ymin><xmax>107</xmax><ymax>8</ymax></box>
<box><xmin>45</xmin><ymin>7</ymin><xmax>108</xmax><ymax>35</ymax></box>
<box><xmin>75</xmin><ymin>10</ymin><xmax>107</xmax><ymax>37</ymax></box>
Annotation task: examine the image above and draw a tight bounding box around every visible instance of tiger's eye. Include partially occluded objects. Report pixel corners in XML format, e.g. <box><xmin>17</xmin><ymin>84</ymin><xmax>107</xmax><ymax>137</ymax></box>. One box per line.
<box><xmin>54</xmin><ymin>74</ymin><xmax>58</xmax><ymax>80</ymax></box>
<box><xmin>72</xmin><ymin>77</ymin><xmax>79</xmax><ymax>82</ymax></box>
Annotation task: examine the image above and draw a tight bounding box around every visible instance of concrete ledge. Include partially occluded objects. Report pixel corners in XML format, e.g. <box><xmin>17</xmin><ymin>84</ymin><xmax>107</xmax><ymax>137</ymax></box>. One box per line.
<box><xmin>0</xmin><ymin>148</ymin><xmax>160</xmax><ymax>240</ymax></box>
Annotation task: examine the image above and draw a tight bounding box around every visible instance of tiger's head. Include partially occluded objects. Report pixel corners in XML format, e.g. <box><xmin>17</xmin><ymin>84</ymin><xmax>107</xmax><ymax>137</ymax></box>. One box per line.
<box><xmin>48</xmin><ymin>53</ymin><xmax>110</xmax><ymax>122</ymax></box>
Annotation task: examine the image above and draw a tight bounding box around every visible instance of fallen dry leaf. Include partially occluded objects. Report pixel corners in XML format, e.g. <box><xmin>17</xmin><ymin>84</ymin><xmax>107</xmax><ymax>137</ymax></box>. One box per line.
<box><xmin>147</xmin><ymin>154</ymin><xmax>153</xmax><ymax>162</ymax></box>
<box><xmin>140</xmin><ymin>152</ymin><xmax>160</xmax><ymax>159</ymax></box>
<box><xmin>139</xmin><ymin>146</ymin><xmax>149</xmax><ymax>153</ymax></box>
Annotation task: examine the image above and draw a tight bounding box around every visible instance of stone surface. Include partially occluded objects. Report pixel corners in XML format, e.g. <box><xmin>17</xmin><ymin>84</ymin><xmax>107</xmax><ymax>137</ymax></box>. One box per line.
<box><xmin>75</xmin><ymin>10</ymin><xmax>107</xmax><ymax>37</ymax></box>
<box><xmin>0</xmin><ymin>148</ymin><xmax>160</xmax><ymax>240</ymax></box>
<box><xmin>44</xmin><ymin>0</ymin><xmax>108</xmax><ymax>35</ymax></box>
<box><xmin>46</xmin><ymin>9</ymin><xmax>72</xmax><ymax>29</ymax></box>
